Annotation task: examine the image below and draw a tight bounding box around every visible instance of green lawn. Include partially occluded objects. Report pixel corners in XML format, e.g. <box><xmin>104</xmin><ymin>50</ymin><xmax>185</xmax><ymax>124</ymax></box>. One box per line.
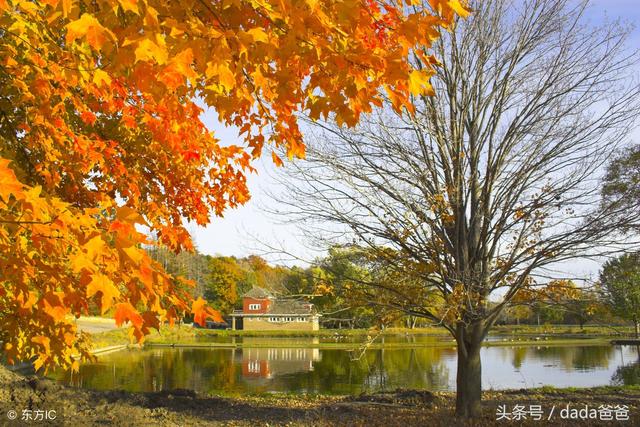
<box><xmin>88</xmin><ymin>323</ymin><xmax>620</xmax><ymax>350</ymax></box>
<box><xmin>490</xmin><ymin>324</ymin><xmax>635</xmax><ymax>336</ymax></box>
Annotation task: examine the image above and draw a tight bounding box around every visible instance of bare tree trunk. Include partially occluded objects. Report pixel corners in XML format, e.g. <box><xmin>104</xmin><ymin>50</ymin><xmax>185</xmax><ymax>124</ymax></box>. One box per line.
<box><xmin>455</xmin><ymin>322</ymin><xmax>484</xmax><ymax>418</ymax></box>
<box><xmin>635</xmin><ymin>319</ymin><xmax>639</xmax><ymax>339</ymax></box>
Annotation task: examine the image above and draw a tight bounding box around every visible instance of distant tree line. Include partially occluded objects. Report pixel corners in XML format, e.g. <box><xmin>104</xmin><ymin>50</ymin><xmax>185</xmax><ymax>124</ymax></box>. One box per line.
<box><xmin>142</xmin><ymin>244</ymin><xmax>425</xmax><ymax>328</ymax></box>
<box><xmin>144</xmin><ymin>242</ymin><xmax>640</xmax><ymax>335</ymax></box>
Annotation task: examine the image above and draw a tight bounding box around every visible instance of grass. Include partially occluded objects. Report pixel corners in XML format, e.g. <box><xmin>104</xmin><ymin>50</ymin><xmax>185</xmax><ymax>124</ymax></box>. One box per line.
<box><xmin>189</xmin><ymin>326</ymin><xmax>449</xmax><ymax>337</ymax></box>
<box><xmin>89</xmin><ymin>325</ymin><xmax>450</xmax><ymax>348</ymax></box>
<box><xmin>491</xmin><ymin>324</ymin><xmax>635</xmax><ymax>336</ymax></box>
<box><xmin>141</xmin><ymin>339</ymin><xmax>609</xmax><ymax>351</ymax></box>
<box><xmin>484</xmin><ymin>337</ymin><xmax>608</xmax><ymax>347</ymax></box>
<box><xmin>184</xmin><ymin>324</ymin><xmax>635</xmax><ymax>338</ymax></box>
<box><xmin>89</xmin><ymin>324</ymin><xmax>198</xmax><ymax>348</ymax></box>
<box><xmin>89</xmin><ymin>328</ymin><xmax>132</xmax><ymax>348</ymax></box>
<box><xmin>88</xmin><ymin>324</ymin><xmax>613</xmax><ymax>351</ymax></box>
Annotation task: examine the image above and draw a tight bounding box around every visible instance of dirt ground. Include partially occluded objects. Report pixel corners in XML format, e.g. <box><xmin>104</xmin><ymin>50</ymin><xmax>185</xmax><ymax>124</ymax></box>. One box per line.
<box><xmin>0</xmin><ymin>367</ymin><xmax>638</xmax><ymax>426</ymax></box>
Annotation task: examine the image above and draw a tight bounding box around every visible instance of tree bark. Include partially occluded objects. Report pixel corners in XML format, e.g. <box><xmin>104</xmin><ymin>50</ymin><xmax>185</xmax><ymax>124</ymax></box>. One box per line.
<box><xmin>455</xmin><ymin>323</ymin><xmax>484</xmax><ymax>418</ymax></box>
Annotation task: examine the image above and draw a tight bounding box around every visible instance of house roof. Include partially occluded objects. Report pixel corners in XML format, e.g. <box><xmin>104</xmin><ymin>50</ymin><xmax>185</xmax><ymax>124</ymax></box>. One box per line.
<box><xmin>268</xmin><ymin>300</ymin><xmax>315</xmax><ymax>315</ymax></box>
<box><xmin>242</xmin><ymin>286</ymin><xmax>273</xmax><ymax>299</ymax></box>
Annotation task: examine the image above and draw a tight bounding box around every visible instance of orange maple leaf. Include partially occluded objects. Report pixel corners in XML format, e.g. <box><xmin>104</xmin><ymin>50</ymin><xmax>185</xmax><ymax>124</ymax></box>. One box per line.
<box><xmin>66</xmin><ymin>13</ymin><xmax>114</xmax><ymax>50</ymax></box>
<box><xmin>114</xmin><ymin>302</ymin><xmax>143</xmax><ymax>328</ymax></box>
<box><xmin>192</xmin><ymin>297</ymin><xmax>223</xmax><ymax>326</ymax></box>
<box><xmin>0</xmin><ymin>159</ymin><xmax>24</xmax><ymax>201</ymax></box>
<box><xmin>86</xmin><ymin>273</ymin><xmax>121</xmax><ymax>313</ymax></box>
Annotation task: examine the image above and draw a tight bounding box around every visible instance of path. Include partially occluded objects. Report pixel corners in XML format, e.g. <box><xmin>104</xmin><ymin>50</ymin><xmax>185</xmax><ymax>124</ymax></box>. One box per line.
<box><xmin>74</xmin><ymin>316</ymin><xmax>119</xmax><ymax>333</ymax></box>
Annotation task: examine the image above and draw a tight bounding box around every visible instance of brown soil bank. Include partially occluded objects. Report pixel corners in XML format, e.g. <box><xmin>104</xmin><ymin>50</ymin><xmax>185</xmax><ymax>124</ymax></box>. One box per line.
<box><xmin>0</xmin><ymin>368</ymin><xmax>638</xmax><ymax>426</ymax></box>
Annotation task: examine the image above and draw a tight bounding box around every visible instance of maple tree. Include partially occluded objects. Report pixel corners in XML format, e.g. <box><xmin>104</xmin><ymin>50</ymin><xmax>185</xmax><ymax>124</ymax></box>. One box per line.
<box><xmin>510</xmin><ymin>279</ymin><xmax>604</xmax><ymax>328</ymax></box>
<box><xmin>0</xmin><ymin>0</ymin><xmax>468</xmax><ymax>371</ymax></box>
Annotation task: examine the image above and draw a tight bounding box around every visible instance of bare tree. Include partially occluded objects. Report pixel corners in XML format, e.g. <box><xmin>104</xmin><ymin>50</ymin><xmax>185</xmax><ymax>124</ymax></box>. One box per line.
<box><xmin>269</xmin><ymin>0</ymin><xmax>640</xmax><ymax>417</ymax></box>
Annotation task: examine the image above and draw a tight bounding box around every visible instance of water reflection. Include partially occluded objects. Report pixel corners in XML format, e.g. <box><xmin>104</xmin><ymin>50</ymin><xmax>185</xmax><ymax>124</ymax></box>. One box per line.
<box><xmin>240</xmin><ymin>347</ymin><xmax>321</xmax><ymax>379</ymax></box>
<box><xmin>512</xmin><ymin>345</ymin><xmax>614</xmax><ymax>372</ymax></box>
<box><xmin>612</xmin><ymin>362</ymin><xmax>640</xmax><ymax>386</ymax></box>
<box><xmin>611</xmin><ymin>346</ymin><xmax>640</xmax><ymax>386</ymax></box>
<box><xmin>49</xmin><ymin>343</ymin><xmax>640</xmax><ymax>395</ymax></box>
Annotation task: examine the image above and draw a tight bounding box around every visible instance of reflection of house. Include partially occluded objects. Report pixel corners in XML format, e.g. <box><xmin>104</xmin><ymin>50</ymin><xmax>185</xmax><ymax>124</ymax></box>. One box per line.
<box><xmin>241</xmin><ymin>347</ymin><xmax>321</xmax><ymax>379</ymax></box>
<box><xmin>230</xmin><ymin>287</ymin><xmax>320</xmax><ymax>331</ymax></box>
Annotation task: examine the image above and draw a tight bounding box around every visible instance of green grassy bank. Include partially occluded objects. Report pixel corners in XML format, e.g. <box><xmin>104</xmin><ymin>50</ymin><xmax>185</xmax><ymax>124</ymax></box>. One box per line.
<box><xmin>89</xmin><ymin>324</ymin><xmax>623</xmax><ymax>350</ymax></box>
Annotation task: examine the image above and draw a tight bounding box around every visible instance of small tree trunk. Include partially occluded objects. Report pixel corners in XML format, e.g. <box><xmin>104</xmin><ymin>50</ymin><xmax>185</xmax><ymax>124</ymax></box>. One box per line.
<box><xmin>455</xmin><ymin>323</ymin><xmax>484</xmax><ymax>418</ymax></box>
<box><xmin>635</xmin><ymin>320</ymin><xmax>639</xmax><ymax>339</ymax></box>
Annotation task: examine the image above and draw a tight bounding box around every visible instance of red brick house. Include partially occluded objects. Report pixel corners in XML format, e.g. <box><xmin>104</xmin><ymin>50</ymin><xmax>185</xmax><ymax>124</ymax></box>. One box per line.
<box><xmin>230</xmin><ymin>287</ymin><xmax>320</xmax><ymax>331</ymax></box>
<box><xmin>241</xmin><ymin>286</ymin><xmax>273</xmax><ymax>314</ymax></box>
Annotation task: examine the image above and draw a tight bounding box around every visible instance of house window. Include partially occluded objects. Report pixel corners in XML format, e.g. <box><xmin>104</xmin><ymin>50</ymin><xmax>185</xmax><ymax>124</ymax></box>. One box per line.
<box><xmin>248</xmin><ymin>303</ymin><xmax>261</xmax><ymax>310</ymax></box>
<box><xmin>248</xmin><ymin>360</ymin><xmax>260</xmax><ymax>373</ymax></box>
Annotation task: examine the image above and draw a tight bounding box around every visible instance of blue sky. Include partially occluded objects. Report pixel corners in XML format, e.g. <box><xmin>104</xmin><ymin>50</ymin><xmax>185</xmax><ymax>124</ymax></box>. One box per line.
<box><xmin>588</xmin><ymin>0</ymin><xmax>640</xmax><ymax>45</ymax></box>
<box><xmin>190</xmin><ymin>1</ymin><xmax>640</xmax><ymax>281</ymax></box>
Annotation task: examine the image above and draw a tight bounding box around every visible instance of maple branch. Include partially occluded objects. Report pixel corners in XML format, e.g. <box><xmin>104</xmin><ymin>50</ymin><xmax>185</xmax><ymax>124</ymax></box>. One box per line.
<box><xmin>0</xmin><ymin>28</ymin><xmax>104</xmax><ymax>72</ymax></box>
<box><xmin>194</xmin><ymin>0</ymin><xmax>228</xmax><ymax>30</ymax></box>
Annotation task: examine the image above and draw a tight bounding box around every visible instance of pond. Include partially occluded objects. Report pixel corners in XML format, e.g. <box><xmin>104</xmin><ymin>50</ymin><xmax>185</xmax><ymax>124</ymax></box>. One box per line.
<box><xmin>50</xmin><ymin>339</ymin><xmax>640</xmax><ymax>395</ymax></box>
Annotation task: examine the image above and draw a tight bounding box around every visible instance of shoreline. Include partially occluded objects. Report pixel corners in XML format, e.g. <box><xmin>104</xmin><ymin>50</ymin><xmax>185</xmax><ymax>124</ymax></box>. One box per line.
<box><xmin>139</xmin><ymin>337</ymin><xmax>611</xmax><ymax>350</ymax></box>
<box><xmin>87</xmin><ymin>324</ymin><xmax>634</xmax><ymax>352</ymax></box>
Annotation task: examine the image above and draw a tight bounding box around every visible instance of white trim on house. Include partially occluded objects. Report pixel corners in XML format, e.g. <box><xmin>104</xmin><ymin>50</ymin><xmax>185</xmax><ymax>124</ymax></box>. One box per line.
<box><xmin>230</xmin><ymin>312</ymin><xmax>320</xmax><ymax>318</ymax></box>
